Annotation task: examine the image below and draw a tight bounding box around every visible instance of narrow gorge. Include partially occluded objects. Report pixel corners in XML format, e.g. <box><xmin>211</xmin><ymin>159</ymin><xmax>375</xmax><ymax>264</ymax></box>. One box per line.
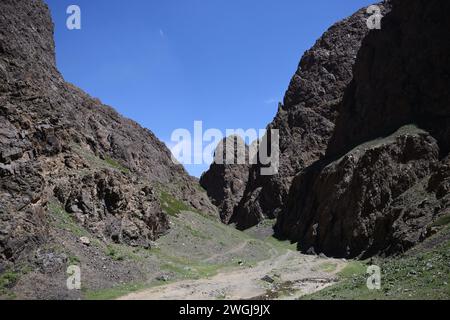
<box><xmin>1</xmin><ymin>0</ymin><xmax>449</xmax><ymax>300</ymax></box>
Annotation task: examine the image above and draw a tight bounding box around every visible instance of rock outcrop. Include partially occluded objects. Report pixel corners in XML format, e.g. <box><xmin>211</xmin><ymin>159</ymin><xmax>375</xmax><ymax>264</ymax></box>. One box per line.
<box><xmin>203</xmin><ymin>3</ymin><xmax>391</xmax><ymax>229</ymax></box>
<box><xmin>202</xmin><ymin>0</ymin><xmax>449</xmax><ymax>258</ymax></box>
<box><xmin>200</xmin><ymin>136</ymin><xmax>250</xmax><ymax>224</ymax></box>
<box><xmin>0</xmin><ymin>0</ymin><xmax>216</xmax><ymax>264</ymax></box>
<box><xmin>276</xmin><ymin>0</ymin><xmax>450</xmax><ymax>258</ymax></box>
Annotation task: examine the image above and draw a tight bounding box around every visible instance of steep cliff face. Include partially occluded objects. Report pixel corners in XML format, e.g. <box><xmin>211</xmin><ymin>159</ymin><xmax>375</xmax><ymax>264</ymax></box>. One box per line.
<box><xmin>0</xmin><ymin>0</ymin><xmax>216</xmax><ymax>264</ymax></box>
<box><xmin>202</xmin><ymin>3</ymin><xmax>391</xmax><ymax>229</ymax></box>
<box><xmin>277</xmin><ymin>0</ymin><xmax>450</xmax><ymax>258</ymax></box>
<box><xmin>200</xmin><ymin>136</ymin><xmax>250</xmax><ymax>224</ymax></box>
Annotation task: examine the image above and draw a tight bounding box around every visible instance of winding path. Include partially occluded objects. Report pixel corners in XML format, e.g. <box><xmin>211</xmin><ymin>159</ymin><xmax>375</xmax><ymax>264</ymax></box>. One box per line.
<box><xmin>119</xmin><ymin>248</ymin><xmax>345</xmax><ymax>300</ymax></box>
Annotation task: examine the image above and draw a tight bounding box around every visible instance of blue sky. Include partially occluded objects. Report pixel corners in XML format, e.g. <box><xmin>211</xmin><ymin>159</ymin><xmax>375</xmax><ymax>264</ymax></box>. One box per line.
<box><xmin>45</xmin><ymin>0</ymin><xmax>374</xmax><ymax>177</ymax></box>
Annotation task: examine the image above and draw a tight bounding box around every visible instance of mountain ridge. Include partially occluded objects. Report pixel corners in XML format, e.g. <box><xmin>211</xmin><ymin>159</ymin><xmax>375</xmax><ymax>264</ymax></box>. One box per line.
<box><xmin>1</xmin><ymin>0</ymin><xmax>216</xmax><ymax>265</ymax></box>
<box><xmin>203</xmin><ymin>0</ymin><xmax>450</xmax><ymax>258</ymax></box>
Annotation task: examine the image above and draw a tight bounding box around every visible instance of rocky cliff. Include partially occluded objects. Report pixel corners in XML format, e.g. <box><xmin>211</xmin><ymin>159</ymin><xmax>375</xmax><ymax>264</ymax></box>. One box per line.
<box><xmin>200</xmin><ymin>136</ymin><xmax>250</xmax><ymax>224</ymax></box>
<box><xmin>276</xmin><ymin>0</ymin><xmax>450</xmax><ymax>258</ymax></box>
<box><xmin>202</xmin><ymin>3</ymin><xmax>391</xmax><ymax>229</ymax></box>
<box><xmin>0</xmin><ymin>0</ymin><xmax>216</xmax><ymax>266</ymax></box>
<box><xmin>202</xmin><ymin>0</ymin><xmax>449</xmax><ymax>258</ymax></box>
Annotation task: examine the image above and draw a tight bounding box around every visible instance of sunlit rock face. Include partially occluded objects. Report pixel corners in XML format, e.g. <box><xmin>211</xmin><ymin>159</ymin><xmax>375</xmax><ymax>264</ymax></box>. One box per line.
<box><xmin>203</xmin><ymin>3</ymin><xmax>391</xmax><ymax>230</ymax></box>
<box><xmin>277</xmin><ymin>0</ymin><xmax>450</xmax><ymax>258</ymax></box>
<box><xmin>0</xmin><ymin>0</ymin><xmax>217</xmax><ymax>264</ymax></box>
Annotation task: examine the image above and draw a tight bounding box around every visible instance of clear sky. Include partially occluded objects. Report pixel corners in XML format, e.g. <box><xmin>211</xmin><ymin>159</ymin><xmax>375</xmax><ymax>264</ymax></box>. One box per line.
<box><xmin>44</xmin><ymin>0</ymin><xmax>374</xmax><ymax>177</ymax></box>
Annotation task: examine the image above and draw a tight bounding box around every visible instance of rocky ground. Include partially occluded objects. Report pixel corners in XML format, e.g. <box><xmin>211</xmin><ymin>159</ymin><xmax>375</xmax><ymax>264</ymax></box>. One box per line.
<box><xmin>0</xmin><ymin>208</ymin><xmax>345</xmax><ymax>300</ymax></box>
<box><xmin>304</xmin><ymin>223</ymin><xmax>450</xmax><ymax>300</ymax></box>
<box><xmin>118</xmin><ymin>219</ymin><xmax>345</xmax><ymax>301</ymax></box>
<box><xmin>119</xmin><ymin>248</ymin><xmax>345</xmax><ymax>300</ymax></box>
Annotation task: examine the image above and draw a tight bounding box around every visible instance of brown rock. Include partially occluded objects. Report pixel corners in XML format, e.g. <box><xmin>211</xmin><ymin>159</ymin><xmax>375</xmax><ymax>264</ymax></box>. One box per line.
<box><xmin>0</xmin><ymin>0</ymin><xmax>216</xmax><ymax>263</ymax></box>
<box><xmin>277</xmin><ymin>0</ymin><xmax>450</xmax><ymax>258</ymax></box>
<box><xmin>200</xmin><ymin>136</ymin><xmax>250</xmax><ymax>223</ymax></box>
<box><xmin>225</xmin><ymin>3</ymin><xmax>391</xmax><ymax>229</ymax></box>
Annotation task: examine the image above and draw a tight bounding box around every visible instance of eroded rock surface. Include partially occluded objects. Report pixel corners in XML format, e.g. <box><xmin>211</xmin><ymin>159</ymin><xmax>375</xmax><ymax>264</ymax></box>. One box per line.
<box><xmin>0</xmin><ymin>0</ymin><xmax>216</xmax><ymax>266</ymax></box>
<box><xmin>203</xmin><ymin>3</ymin><xmax>391</xmax><ymax>229</ymax></box>
<box><xmin>277</xmin><ymin>0</ymin><xmax>450</xmax><ymax>258</ymax></box>
<box><xmin>200</xmin><ymin>136</ymin><xmax>250</xmax><ymax>224</ymax></box>
<box><xmin>278</xmin><ymin>126</ymin><xmax>444</xmax><ymax>258</ymax></box>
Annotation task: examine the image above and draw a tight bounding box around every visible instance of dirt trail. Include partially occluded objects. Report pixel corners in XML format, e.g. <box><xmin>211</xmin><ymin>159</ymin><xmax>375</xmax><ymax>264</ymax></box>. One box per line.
<box><xmin>203</xmin><ymin>240</ymin><xmax>252</xmax><ymax>263</ymax></box>
<box><xmin>119</xmin><ymin>248</ymin><xmax>345</xmax><ymax>300</ymax></box>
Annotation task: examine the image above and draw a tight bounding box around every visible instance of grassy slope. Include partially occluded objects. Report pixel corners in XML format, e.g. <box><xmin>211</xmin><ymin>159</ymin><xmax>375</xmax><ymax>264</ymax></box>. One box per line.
<box><xmin>5</xmin><ymin>144</ymin><xmax>448</xmax><ymax>300</ymax></box>
<box><xmin>84</xmin><ymin>212</ymin><xmax>294</xmax><ymax>300</ymax></box>
<box><xmin>304</xmin><ymin>226</ymin><xmax>450</xmax><ymax>300</ymax></box>
<box><xmin>2</xmin><ymin>144</ymin><xmax>294</xmax><ymax>300</ymax></box>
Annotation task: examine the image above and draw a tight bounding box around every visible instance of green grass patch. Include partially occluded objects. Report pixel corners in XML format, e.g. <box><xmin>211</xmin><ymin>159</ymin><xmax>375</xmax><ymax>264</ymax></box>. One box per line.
<box><xmin>304</xmin><ymin>238</ymin><xmax>450</xmax><ymax>300</ymax></box>
<box><xmin>338</xmin><ymin>261</ymin><xmax>366</xmax><ymax>278</ymax></box>
<box><xmin>104</xmin><ymin>156</ymin><xmax>130</xmax><ymax>174</ymax></box>
<box><xmin>150</xmin><ymin>246</ymin><xmax>226</xmax><ymax>280</ymax></box>
<box><xmin>0</xmin><ymin>264</ymin><xmax>33</xmax><ymax>298</ymax></box>
<box><xmin>160</xmin><ymin>261</ymin><xmax>223</xmax><ymax>280</ymax></box>
<box><xmin>105</xmin><ymin>245</ymin><xmax>125</xmax><ymax>261</ymax></box>
<box><xmin>70</xmin><ymin>143</ymin><xmax>130</xmax><ymax>175</ymax></box>
<box><xmin>0</xmin><ymin>270</ymin><xmax>20</xmax><ymax>295</ymax></box>
<box><xmin>105</xmin><ymin>244</ymin><xmax>148</xmax><ymax>262</ymax></box>
<box><xmin>67</xmin><ymin>254</ymin><xmax>81</xmax><ymax>265</ymax></box>
<box><xmin>84</xmin><ymin>281</ymin><xmax>152</xmax><ymax>300</ymax></box>
<box><xmin>431</xmin><ymin>213</ymin><xmax>450</xmax><ymax>228</ymax></box>
<box><xmin>48</xmin><ymin>201</ymin><xmax>90</xmax><ymax>238</ymax></box>
<box><xmin>182</xmin><ymin>224</ymin><xmax>212</xmax><ymax>240</ymax></box>
<box><xmin>264</xmin><ymin>237</ymin><xmax>297</xmax><ymax>252</ymax></box>
<box><xmin>159</xmin><ymin>191</ymin><xmax>192</xmax><ymax>217</ymax></box>
<box><xmin>194</xmin><ymin>184</ymin><xmax>207</xmax><ymax>193</ymax></box>
<box><xmin>318</xmin><ymin>262</ymin><xmax>338</xmax><ymax>273</ymax></box>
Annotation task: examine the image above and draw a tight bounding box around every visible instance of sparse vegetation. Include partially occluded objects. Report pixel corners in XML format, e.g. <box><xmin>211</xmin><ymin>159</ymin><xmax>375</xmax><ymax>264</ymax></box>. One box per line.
<box><xmin>318</xmin><ymin>262</ymin><xmax>338</xmax><ymax>273</ymax></box>
<box><xmin>82</xmin><ymin>215</ymin><xmax>290</xmax><ymax>299</ymax></box>
<box><xmin>48</xmin><ymin>200</ymin><xmax>90</xmax><ymax>238</ymax></box>
<box><xmin>304</xmin><ymin>233</ymin><xmax>450</xmax><ymax>300</ymax></box>
<box><xmin>70</xmin><ymin>143</ymin><xmax>130</xmax><ymax>174</ymax></box>
<box><xmin>159</xmin><ymin>191</ymin><xmax>193</xmax><ymax>217</ymax></box>
<box><xmin>0</xmin><ymin>270</ymin><xmax>20</xmax><ymax>295</ymax></box>
<box><xmin>337</xmin><ymin>261</ymin><xmax>366</xmax><ymax>278</ymax></box>
<box><xmin>194</xmin><ymin>184</ymin><xmax>207</xmax><ymax>193</ymax></box>
<box><xmin>264</xmin><ymin>236</ymin><xmax>297</xmax><ymax>252</ymax></box>
<box><xmin>104</xmin><ymin>156</ymin><xmax>131</xmax><ymax>174</ymax></box>
<box><xmin>67</xmin><ymin>254</ymin><xmax>81</xmax><ymax>265</ymax></box>
<box><xmin>105</xmin><ymin>244</ymin><xmax>148</xmax><ymax>262</ymax></box>
<box><xmin>105</xmin><ymin>245</ymin><xmax>125</xmax><ymax>261</ymax></box>
<box><xmin>84</xmin><ymin>282</ymin><xmax>152</xmax><ymax>300</ymax></box>
<box><xmin>431</xmin><ymin>213</ymin><xmax>450</xmax><ymax>228</ymax></box>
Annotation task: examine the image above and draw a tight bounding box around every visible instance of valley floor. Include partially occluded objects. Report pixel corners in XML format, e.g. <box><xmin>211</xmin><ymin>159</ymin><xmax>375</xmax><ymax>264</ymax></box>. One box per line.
<box><xmin>118</xmin><ymin>248</ymin><xmax>344</xmax><ymax>300</ymax></box>
<box><xmin>3</xmin><ymin>206</ymin><xmax>449</xmax><ymax>300</ymax></box>
<box><xmin>98</xmin><ymin>213</ymin><xmax>345</xmax><ymax>300</ymax></box>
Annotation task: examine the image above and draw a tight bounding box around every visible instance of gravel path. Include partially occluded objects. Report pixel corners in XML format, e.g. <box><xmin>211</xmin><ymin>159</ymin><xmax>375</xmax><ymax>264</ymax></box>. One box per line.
<box><xmin>119</xmin><ymin>248</ymin><xmax>345</xmax><ymax>300</ymax></box>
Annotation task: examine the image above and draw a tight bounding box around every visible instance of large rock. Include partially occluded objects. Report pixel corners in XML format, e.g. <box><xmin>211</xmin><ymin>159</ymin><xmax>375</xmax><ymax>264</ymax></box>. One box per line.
<box><xmin>227</xmin><ymin>3</ymin><xmax>391</xmax><ymax>229</ymax></box>
<box><xmin>328</xmin><ymin>0</ymin><xmax>450</xmax><ymax>158</ymax></box>
<box><xmin>200</xmin><ymin>136</ymin><xmax>250</xmax><ymax>224</ymax></box>
<box><xmin>0</xmin><ymin>0</ymin><xmax>216</xmax><ymax>263</ymax></box>
<box><xmin>277</xmin><ymin>126</ymin><xmax>441</xmax><ymax>258</ymax></box>
<box><xmin>277</xmin><ymin>0</ymin><xmax>450</xmax><ymax>258</ymax></box>
<box><xmin>53</xmin><ymin>170</ymin><xmax>169</xmax><ymax>248</ymax></box>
